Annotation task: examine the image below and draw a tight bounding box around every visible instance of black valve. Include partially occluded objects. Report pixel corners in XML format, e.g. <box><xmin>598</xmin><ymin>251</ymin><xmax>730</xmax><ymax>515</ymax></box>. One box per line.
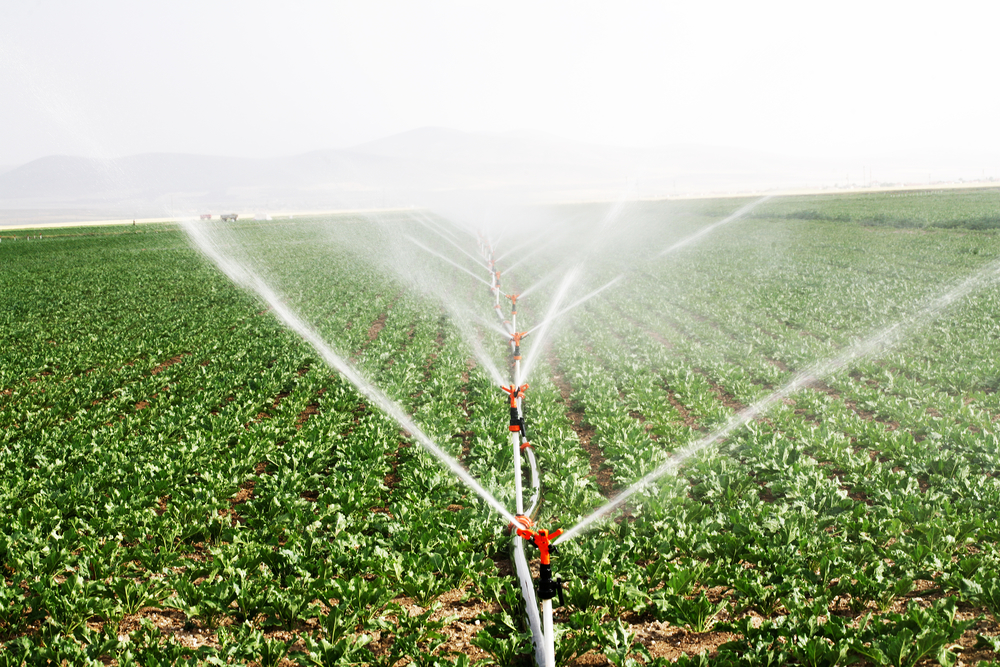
<box><xmin>538</xmin><ymin>564</ymin><xmax>566</xmax><ymax>606</ymax></box>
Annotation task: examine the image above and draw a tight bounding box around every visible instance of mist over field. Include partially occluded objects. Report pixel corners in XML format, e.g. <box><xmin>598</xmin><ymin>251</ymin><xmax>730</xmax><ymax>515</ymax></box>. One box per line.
<box><xmin>3</xmin><ymin>3</ymin><xmax>999</xmax><ymax>226</ymax></box>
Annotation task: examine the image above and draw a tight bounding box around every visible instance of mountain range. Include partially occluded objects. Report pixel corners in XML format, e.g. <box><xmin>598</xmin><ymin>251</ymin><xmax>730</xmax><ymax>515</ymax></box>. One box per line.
<box><xmin>1</xmin><ymin>127</ymin><xmax>997</xmax><ymax>225</ymax></box>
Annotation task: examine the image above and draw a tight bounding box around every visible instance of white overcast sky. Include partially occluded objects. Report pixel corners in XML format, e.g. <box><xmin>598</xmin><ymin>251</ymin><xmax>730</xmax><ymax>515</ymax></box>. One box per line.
<box><xmin>2</xmin><ymin>1</ymin><xmax>998</xmax><ymax>166</ymax></box>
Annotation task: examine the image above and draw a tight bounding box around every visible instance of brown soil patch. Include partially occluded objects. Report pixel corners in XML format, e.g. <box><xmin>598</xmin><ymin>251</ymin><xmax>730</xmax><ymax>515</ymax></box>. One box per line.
<box><xmin>151</xmin><ymin>353</ymin><xmax>189</xmax><ymax>375</ymax></box>
<box><xmin>272</xmin><ymin>392</ymin><xmax>289</xmax><ymax>408</ymax></box>
<box><xmin>640</xmin><ymin>626</ymin><xmax>737</xmax><ymax>664</ymax></box>
<box><xmin>231</xmin><ymin>481</ymin><xmax>254</xmax><ymax>506</ymax></box>
<box><xmin>296</xmin><ymin>403</ymin><xmax>319</xmax><ymax>428</ymax></box>
<box><xmin>367</xmin><ymin>313</ymin><xmax>389</xmax><ymax>342</ymax></box>
<box><xmin>366</xmin><ymin>587</ymin><xmax>500</xmax><ymax>665</ymax></box>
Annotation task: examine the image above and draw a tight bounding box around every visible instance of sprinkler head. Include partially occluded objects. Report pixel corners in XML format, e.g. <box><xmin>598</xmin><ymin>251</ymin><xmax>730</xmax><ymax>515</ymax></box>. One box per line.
<box><xmin>515</xmin><ymin>526</ymin><xmax>566</xmax><ymax>603</ymax></box>
<box><xmin>509</xmin><ymin>331</ymin><xmax>529</xmax><ymax>360</ymax></box>
<box><xmin>501</xmin><ymin>384</ymin><xmax>529</xmax><ymax>433</ymax></box>
<box><xmin>505</xmin><ymin>293</ymin><xmax>519</xmax><ymax>312</ymax></box>
<box><xmin>515</xmin><ymin>527</ymin><xmax>563</xmax><ymax>562</ymax></box>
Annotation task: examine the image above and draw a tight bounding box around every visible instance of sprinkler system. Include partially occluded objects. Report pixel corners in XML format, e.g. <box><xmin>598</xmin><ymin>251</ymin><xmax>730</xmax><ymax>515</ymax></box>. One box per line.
<box><xmin>415</xmin><ymin>203</ymin><xmax>782</xmax><ymax>662</ymax></box>
<box><xmin>475</xmin><ymin>231</ymin><xmax>557</xmax><ymax>665</ymax></box>
<box><xmin>190</xmin><ymin>198</ymin><xmax>793</xmax><ymax>667</ymax></box>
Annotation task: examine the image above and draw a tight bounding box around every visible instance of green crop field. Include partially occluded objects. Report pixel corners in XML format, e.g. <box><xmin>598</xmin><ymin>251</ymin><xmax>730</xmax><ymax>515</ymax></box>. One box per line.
<box><xmin>4</xmin><ymin>188</ymin><xmax>1000</xmax><ymax>666</ymax></box>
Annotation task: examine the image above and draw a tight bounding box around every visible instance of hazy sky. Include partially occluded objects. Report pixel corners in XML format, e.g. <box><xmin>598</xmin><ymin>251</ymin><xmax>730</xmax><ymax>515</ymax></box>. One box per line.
<box><xmin>2</xmin><ymin>1</ymin><xmax>998</xmax><ymax>166</ymax></box>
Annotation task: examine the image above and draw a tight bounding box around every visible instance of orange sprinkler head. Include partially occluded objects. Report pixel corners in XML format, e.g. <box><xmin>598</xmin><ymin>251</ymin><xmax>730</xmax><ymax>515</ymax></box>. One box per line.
<box><xmin>510</xmin><ymin>331</ymin><xmax>529</xmax><ymax>360</ymax></box>
<box><xmin>501</xmin><ymin>383</ymin><xmax>528</xmax><ymax>408</ymax></box>
<box><xmin>515</xmin><ymin>526</ymin><xmax>563</xmax><ymax>565</ymax></box>
<box><xmin>516</xmin><ymin>526</ymin><xmax>566</xmax><ymax>603</ymax></box>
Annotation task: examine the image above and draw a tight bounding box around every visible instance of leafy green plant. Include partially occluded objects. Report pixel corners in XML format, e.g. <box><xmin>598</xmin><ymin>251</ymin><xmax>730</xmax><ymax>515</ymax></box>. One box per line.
<box><xmin>598</xmin><ymin>620</ymin><xmax>651</xmax><ymax>667</ymax></box>
<box><xmin>470</xmin><ymin>628</ymin><xmax>532</xmax><ymax>666</ymax></box>
<box><xmin>107</xmin><ymin>576</ymin><xmax>169</xmax><ymax>616</ymax></box>
<box><xmin>298</xmin><ymin>634</ymin><xmax>373</xmax><ymax>666</ymax></box>
<box><xmin>554</xmin><ymin>611</ymin><xmax>601</xmax><ymax>665</ymax></box>
<box><xmin>855</xmin><ymin>598</ymin><xmax>974</xmax><ymax>667</ymax></box>
<box><xmin>652</xmin><ymin>591</ymin><xmax>726</xmax><ymax>632</ymax></box>
<box><xmin>170</xmin><ymin>574</ymin><xmax>235</xmax><ymax>630</ymax></box>
<box><xmin>372</xmin><ymin>604</ymin><xmax>450</xmax><ymax>667</ymax></box>
<box><xmin>325</xmin><ymin>576</ymin><xmax>394</xmax><ymax>623</ymax></box>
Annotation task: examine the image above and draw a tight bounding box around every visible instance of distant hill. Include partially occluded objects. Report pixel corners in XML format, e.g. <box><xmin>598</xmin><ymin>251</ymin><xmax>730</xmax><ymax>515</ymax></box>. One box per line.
<box><xmin>1</xmin><ymin>127</ymin><xmax>997</xmax><ymax>225</ymax></box>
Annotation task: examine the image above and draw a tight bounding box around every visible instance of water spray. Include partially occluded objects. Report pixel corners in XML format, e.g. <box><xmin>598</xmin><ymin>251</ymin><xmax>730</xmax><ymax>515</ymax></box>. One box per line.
<box><xmin>659</xmin><ymin>195</ymin><xmax>773</xmax><ymax>257</ymax></box>
<box><xmin>495</xmin><ymin>235</ymin><xmax>537</xmax><ymax>263</ymax></box>
<box><xmin>525</xmin><ymin>275</ymin><xmax>624</xmax><ymax>338</ymax></box>
<box><xmin>519</xmin><ymin>265</ymin><xmax>562</xmax><ymax>299</ymax></box>
<box><xmin>556</xmin><ymin>249</ymin><xmax>1000</xmax><ymax>546</ymax></box>
<box><xmin>519</xmin><ymin>267</ymin><xmax>580</xmax><ymax>383</ymax></box>
<box><xmin>505</xmin><ymin>239</ymin><xmax>557</xmax><ymax>275</ymax></box>
<box><xmin>182</xmin><ymin>219</ymin><xmax>520</xmax><ymax>527</ymax></box>
<box><xmin>405</xmin><ymin>235</ymin><xmax>494</xmax><ymax>288</ymax></box>
<box><xmin>413</xmin><ymin>213</ymin><xmax>490</xmax><ymax>270</ymax></box>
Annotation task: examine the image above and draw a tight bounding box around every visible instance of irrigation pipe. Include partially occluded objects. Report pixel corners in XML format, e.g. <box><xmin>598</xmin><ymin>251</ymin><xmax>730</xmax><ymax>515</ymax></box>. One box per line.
<box><xmin>524</xmin><ymin>445</ymin><xmax>541</xmax><ymax>519</ymax></box>
<box><xmin>513</xmin><ymin>538</ymin><xmax>547</xmax><ymax>666</ymax></box>
<box><xmin>478</xmin><ymin>231</ymin><xmax>556</xmax><ymax>667</ymax></box>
